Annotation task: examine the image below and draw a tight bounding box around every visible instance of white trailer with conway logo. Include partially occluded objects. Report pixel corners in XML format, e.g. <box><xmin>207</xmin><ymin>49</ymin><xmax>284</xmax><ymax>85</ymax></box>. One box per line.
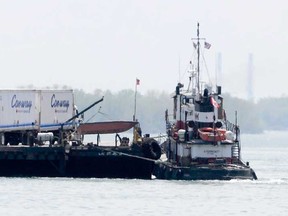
<box><xmin>0</xmin><ymin>89</ymin><xmax>77</xmax><ymax>145</ymax></box>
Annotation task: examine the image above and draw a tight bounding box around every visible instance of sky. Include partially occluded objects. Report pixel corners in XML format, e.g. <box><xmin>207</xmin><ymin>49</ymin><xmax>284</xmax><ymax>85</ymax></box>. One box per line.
<box><xmin>0</xmin><ymin>0</ymin><xmax>287</xmax><ymax>100</ymax></box>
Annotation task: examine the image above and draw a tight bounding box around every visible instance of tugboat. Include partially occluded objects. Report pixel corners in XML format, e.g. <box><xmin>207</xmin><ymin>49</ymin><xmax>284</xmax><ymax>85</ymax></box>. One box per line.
<box><xmin>153</xmin><ymin>23</ymin><xmax>257</xmax><ymax>180</ymax></box>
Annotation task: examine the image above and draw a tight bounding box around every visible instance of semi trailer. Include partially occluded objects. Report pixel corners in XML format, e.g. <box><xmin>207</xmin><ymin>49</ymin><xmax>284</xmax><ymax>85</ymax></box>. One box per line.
<box><xmin>0</xmin><ymin>89</ymin><xmax>78</xmax><ymax>145</ymax></box>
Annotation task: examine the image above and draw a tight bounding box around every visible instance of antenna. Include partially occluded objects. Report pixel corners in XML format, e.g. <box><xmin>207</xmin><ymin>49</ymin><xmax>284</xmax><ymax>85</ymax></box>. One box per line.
<box><xmin>247</xmin><ymin>53</ymin><xmax>254</xmax><ymax>101</ymax></box>
<box><xmin>191</xmin><ymin>23</ymin><xmax>206</xmax><ymax>94</ymax></box>
<box><xmin>216</xmin><ymin>52</ymin><xmax>222</xmax><ymax>86</ymax></box>
<box><xmin>178</xmin><ymin>54</ymin><xmax>181</xmax><ymax>83</ymax></box>
<box><xmin>197</xmin><ymin>23</ymin><xmax>200</xmax><ymax>92</ymax></box>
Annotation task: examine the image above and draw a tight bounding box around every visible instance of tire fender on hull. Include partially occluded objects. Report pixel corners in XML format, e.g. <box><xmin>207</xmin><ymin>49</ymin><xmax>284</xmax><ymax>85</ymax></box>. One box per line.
<box><xmin>142</xmin><ymin>138</ymin><xmax>161</xmax><ymax>160</ymax></box>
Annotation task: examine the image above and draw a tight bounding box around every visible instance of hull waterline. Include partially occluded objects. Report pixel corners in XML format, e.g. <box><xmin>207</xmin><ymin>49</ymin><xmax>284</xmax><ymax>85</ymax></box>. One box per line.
<box><xmin>153</xmin><ymin>162</ymin><xmax>257</xmax><ymax>180</ymax></box>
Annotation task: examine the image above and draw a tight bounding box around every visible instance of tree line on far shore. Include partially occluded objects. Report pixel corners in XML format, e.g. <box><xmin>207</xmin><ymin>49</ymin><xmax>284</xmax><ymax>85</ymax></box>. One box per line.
<box><xmin>74</xmin><ymin>88</ymin><xmax>288</xmax><ymax>134</ymax></box>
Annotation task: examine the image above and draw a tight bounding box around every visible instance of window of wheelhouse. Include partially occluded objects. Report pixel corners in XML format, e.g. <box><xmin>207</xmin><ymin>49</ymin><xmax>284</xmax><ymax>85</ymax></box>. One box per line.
<box><xmin>183</xmin><ymin>95</ymin><xmax>194</xmax><ymax>104</ymax></box>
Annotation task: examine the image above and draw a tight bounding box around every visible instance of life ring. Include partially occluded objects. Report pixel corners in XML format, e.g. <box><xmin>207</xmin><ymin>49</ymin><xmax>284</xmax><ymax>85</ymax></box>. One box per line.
<box><xmin>142</xmin><ymin>138</ymin><xmax>162</xmax><ymax>160</ymax></box>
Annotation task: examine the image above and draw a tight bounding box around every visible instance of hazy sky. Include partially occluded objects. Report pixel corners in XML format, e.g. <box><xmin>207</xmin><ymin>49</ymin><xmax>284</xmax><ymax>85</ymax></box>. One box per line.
<box><xmin>0</xmin><ymin>0</ymin><xmax>287</xmax><ymax>100</ymax></box>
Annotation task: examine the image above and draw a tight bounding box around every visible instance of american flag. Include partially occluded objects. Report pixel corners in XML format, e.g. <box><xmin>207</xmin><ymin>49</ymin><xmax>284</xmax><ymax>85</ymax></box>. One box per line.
<box><xmin>210</xmin><ymin>97</ymin><xmax>219</xmax><ymax>108</ymax></box>
<box><xmin>193</xmin><ymin>42</ymin><xmax>197</xmax><ymax>49</ymax></box>
<box><xmin>204</xmin><ymin>41</ymin><xmax>211</xmax><ymax>49</ymax></box>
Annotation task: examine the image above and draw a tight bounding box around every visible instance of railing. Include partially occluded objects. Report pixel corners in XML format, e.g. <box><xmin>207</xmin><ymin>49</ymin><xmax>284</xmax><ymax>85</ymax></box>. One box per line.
<box><xmin>225</xmin><ymin>120</ymin><xmax>241</xmax><ymax>161</ymax></box>
<box><xmin>232</xmin><ymin>141</ymin><xmax>241</xmax><ymax>161</ymax></box>
<box><xmin>225</xmin><ymin>120</ymin><xmax>236</xmax><ymax>132</ymax></box>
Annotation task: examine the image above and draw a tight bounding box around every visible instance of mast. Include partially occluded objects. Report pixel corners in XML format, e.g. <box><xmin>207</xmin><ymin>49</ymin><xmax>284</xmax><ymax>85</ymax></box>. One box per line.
<box><xmin>192</xmin><ymin>23</ymin><xmax>205</xmax><ymax>94</ymax></box>
<box><xmin>197</xmin><ymin>22</ymin><xmax>200</xmax><ymax>93</ymax></box>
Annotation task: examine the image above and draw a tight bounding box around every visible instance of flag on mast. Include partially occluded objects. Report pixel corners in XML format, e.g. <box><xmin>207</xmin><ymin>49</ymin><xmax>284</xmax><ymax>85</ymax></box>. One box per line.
<box><xmin>204</xmin><ymin>41</ymin><xmax>211</xmax><ymax>49</ymax></box>
<box><xmin>193</xmin><ymin>42</ymin><xmax>197</xmax><ymax>49</ymax></box>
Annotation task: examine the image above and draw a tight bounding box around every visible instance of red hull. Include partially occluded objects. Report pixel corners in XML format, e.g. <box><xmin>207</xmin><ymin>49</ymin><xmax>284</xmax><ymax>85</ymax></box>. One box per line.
<box><xmin>78</xmin><ymin>121</ymin><xmax>137</xmax><ymax>134</ymax></box>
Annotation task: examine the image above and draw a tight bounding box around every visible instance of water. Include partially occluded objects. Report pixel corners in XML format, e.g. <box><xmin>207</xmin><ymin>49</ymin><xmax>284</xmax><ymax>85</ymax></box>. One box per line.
<box><xmin>0</xmin><ymin>131</ymin><xmax>287</xmax><ymax>216</ymax></box>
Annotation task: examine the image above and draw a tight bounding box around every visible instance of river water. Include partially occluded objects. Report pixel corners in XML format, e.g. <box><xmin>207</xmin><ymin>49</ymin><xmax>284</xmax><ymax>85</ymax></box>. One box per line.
<box><xmin>0</xmin><ymin>131</ymin><xmax>287</xmax><ymax>216</ymax></box>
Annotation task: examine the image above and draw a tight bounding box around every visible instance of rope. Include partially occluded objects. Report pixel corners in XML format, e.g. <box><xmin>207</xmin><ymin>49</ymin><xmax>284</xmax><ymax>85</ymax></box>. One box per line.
<box><xmin>92</xmin><ymin>146</ymin><xmax>159</xmax><ymax>163</ymax></box>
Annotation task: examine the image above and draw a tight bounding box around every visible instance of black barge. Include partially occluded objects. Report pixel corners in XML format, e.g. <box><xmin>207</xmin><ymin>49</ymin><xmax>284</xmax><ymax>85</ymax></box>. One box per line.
<box><xmin>0</xmin><ymin>142</ymin><xmax>158</xmax><ymax>179</ymax></box>
<box><xmin>0</xmin><ymin>120</ymin><xmax>162</xmax><ymax>179</ymax></box>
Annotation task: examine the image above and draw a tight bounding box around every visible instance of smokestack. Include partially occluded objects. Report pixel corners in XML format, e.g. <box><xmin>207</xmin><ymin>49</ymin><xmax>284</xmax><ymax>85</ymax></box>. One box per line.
<box><xmin>247</xmin><ymin>53</ymin><xmax>254</xmax><ymax>101</ymax></box>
